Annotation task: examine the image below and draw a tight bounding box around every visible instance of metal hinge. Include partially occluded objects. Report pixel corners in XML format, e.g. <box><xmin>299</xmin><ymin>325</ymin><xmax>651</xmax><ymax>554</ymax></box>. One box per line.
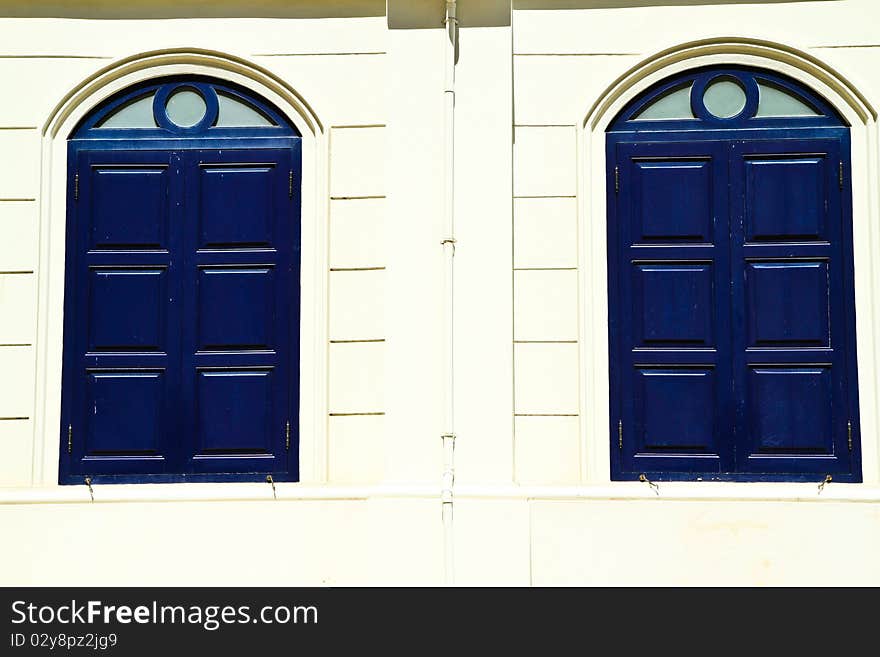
<box><xmin>73</xmin><ymin>172</ymin><xmax>79</xmax><ymax>201</ymax></box>
<box><xmin>67</xmin><ymin>424</ymin><xmax>72</xmax><ymax>454</ymax></box>
<box><xmin>848</xmin><ymin>420</ymin><xmax>853</xmax><ymax>452</ymax></box>
<box><xmin>614</xmin><ymin>166</ymin><xmax>620</xmax><ymax>194</ymax></box>
<box><xmin>618</xmin><ymin>420</ymin><xmax>623</xmax><ymax>450</ymax></box>
<box><xmin>839</xmin><ymin>161</ymin><xmax>844</xmax><ymax>190</ymax></box>
<box><xmin>288</xmin><ymin>171</ymin><xmax>294</xmax><ymax>199</ymax></box>
<box><xmin>285</xmin><ymin>420</ymin><xmax>290</xmax><ymax>451</ymax></box>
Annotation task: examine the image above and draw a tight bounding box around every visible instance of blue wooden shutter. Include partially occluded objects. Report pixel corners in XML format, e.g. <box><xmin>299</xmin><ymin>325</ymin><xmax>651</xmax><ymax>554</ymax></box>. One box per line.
<box><xmin>729</xmin><ymin>138</ymin><xmax>854</xmax><ymax>475</ymax></box>
<box><xmin>612</xmin><ymin>141</ymin><xmax>733</xmax><ymax>476</ymax></box>
<box><xmin>62</xmin><ymin>145</ymin><xmax>300</xmax><ymax>483</ymax></box>
<box><xmin>610</xmin><ymin>136</ymin><xmax>860</xmax><ymax>480</ymax></box>
<box><xmin>64</xmin><ymin>149</ymin><xmax>182</xmax><ymax>478</ymax></box>
<box><xmin>179</xmin><ymin>147</ymin><xmax>298</xmax><ymax>477</ymax></box>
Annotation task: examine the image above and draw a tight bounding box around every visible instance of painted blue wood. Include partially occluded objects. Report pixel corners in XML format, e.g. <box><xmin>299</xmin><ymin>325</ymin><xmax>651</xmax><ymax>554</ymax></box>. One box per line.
<box><xmin>730</xmin><ymin>138</ymin><xmax>854</xmax><ymax>476</ymax></box>
<box><xmin>60</xmin><ymin>149</ymin><xmax>181</xmax><ymax>479</ymax></box>
<box><xmin>60</xmin><ymin>78</ymin><xmax>300</xmax><ymax>485</ymax></box>
<box><xmin>614</xmin><ymin>140</ymin><xmax>733</xmax><ymax>475</ymax></box>
<box><xmin>608</xmin><ymin>66</ymin><xmax>860</xmax><ymax>482</ymax></box>
<box><xmin>180</xmin><ymin>147</ymin><xmax>297</xmax><ymax>477</ymax></box>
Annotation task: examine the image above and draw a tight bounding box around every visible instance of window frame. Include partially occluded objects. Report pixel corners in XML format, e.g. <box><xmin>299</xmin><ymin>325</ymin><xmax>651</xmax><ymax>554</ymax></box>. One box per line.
<box><xmin>604</xmin><ymin>65</ymin><xmax>862</xmax><ymax>482</ymax></box>
<box><xmin>58</xmin><ymin>76</ymin><xmax>304</xmax><ymax>485</ymax></box>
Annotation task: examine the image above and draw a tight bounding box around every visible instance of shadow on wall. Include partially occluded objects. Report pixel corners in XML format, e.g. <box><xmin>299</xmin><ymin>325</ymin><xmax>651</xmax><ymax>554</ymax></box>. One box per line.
<box><xmin>0</xmin><ymin>0</ymin><xmax>385</xmax><ymax>18</ymax></box>
<box><xmin>388</xmin><ymin>0</ymin><xmax>510</xmax><ymax>28</ymax></box>
<box><xmin>513</xmin><ymin>0</ymin><xmax>838</xmax><ymax>8</ymax></box>
<box><xmin>1</xmin><ymin>0</ymin><xmax>513</xmax><ymax>26</ymax></box>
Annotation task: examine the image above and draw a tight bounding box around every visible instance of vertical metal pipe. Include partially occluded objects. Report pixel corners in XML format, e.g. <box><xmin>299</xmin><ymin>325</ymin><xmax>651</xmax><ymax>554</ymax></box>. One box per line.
<box><xmin>441</xmin><ymin>0</ymin><xmax>458</xmax><ymax>586</ymax></box>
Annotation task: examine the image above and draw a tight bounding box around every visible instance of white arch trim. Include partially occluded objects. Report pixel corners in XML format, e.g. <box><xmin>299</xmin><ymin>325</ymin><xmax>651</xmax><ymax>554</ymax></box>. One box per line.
<box><xmin>577</xmin><ymin>37</ymin><xmax>880</xmax><ymax>486</ymax></box>
<box><xmin>583</xmin><ymin>36</ymin><xmax>877</xmax><ymax>131</ymax></box>
<box><xmin>33</xmin><ymin>49</ymin><xmax>330</xmax><ymax>487</ymax></box>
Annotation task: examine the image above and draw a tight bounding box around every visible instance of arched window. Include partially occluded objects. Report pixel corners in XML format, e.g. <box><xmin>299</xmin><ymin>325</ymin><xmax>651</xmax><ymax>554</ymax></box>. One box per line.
<box><xmin>606</xmin><ymin>66</ymin><xmax>861</xmax><ymax>482</ymax></box>
<box><xmin>59</xmin><ymin>77</ymin><xmax>302</xmax><ymax>484</ymax></box>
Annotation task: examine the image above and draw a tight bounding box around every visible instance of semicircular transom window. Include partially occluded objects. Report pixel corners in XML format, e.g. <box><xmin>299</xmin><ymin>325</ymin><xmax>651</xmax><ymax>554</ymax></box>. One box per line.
<box><xmin>86</xmin><ymin>77</ymin><xmax>290</xmax><ymax>134</ymax></box>
<box><xmin>616</xmin><ymin>65</ymin><xmax>837</xmax><ymax>128</ymax></box>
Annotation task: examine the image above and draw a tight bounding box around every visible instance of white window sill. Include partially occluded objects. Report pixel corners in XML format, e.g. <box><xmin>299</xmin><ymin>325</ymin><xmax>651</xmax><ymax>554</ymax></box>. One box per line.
<box><xmin>1</xmin><ymin>482</ymin><xmax>880</xmax><ymax>504</ymax></box>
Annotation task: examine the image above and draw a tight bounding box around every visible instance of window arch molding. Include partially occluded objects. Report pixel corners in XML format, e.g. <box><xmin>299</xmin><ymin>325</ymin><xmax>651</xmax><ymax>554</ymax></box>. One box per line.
<box><xmin>576</xmin><ymin>38</ymin><xmax>880</xmax><ymax>486</ymax></box>
<box><xmin>32</xmin><ymin>49</ymin><xmax>330</xmax><ymax>488</ymax></box>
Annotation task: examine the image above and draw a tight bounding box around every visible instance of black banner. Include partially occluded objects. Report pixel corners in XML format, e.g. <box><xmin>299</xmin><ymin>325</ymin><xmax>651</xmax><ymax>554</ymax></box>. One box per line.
<box><xmin>0</xmin><ymin>586</ymin><xmax>858</xmax><ymax>654</ymax></box>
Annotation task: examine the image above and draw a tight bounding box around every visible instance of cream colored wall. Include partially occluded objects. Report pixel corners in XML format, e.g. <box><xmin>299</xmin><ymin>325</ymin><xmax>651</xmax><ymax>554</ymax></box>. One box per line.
<box><xmin>510</xmin><ymin>0</ymin><xmax>880</xmax><ymax>486</ymax></box>
<box><xmin>1</xmin><ymin>0</ymin><xmax>880</xmax><ymax>586</ymax></box>
<box><xmin>0</xmin><ymin>9</ymin><xmax>393</xmax><ymax>487</ymax></box>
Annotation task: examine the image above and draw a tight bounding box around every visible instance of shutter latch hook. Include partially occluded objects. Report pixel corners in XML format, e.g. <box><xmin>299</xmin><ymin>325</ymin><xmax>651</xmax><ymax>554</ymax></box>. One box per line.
<box><xmin>817</xmin><ymin>474</ymin><xmax>832</xmax><ymax>495</ymax></box>
<box><xmin>266</xmin><ymin>474</ymin><xmax>277</xmax><ymax>500</ymax></box>
<box><xmin>84</xmin><ymin>476</ymin><xmax>94</xmax><ymax>503</ymax></box>
<box><xmin>639</xmin><ymin>473</ymin><xmax>660</xmax><ymax>496</ymax></box>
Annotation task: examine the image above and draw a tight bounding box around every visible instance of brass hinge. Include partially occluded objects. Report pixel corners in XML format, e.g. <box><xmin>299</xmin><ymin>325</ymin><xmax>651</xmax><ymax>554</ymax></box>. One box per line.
<box><xmin>848</xmin><ymin>420</ymin><xmax>853</xmax><ymax>452</ymax></box>
<box><xmin>73</xmin><ymin>172</ymin><xmax>79</xmax><ymax>201</ymax></box>
<box><xmin>839</xmin><ymin>161</ymin><xmax>844</xmax><ymax>190</ymax></box>
<box><xmin>67</xmin><ymin>424</ymin><xmax>72</xmax><ymax>454</ymax></box>
<box><xmin>285</xmin><ymin>420</ymin><xmax>290</xmax><ymax>451</ymax></box>
<box><xmin>618</xmin><ymin>420</ymin><xmax>623</xmax><ymax>450</ymax></box>
<box><xmin>288</xmin><ymin>171</ymin><xmax>294</xmax><ymax>199</ymax></box>
<box><xmin>614</xmin><ymin>166</ymin><xmax>620</xmax><ymax>194</ymax></box>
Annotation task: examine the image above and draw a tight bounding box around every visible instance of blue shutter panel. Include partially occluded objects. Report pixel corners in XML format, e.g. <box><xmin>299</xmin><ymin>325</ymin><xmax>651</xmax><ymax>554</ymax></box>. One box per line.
<box><xmin>180</xmin><ymin>148</ymin><xmax>297</xmax><ymax>476</ymax></box>
<box><xmin>610</xmin><ymin>135</ymin><xmax>859</xmax><ymax>480</ymax></box>
<box><xmin>729</xmin><ymin>138</ymin><xmax>854</xmax><ymax>475</ymax></box>
<box><xmin>62</xmin><ymin>146</ymin><xmax>300</xmax><ymax>483</ymax></box>
<box><xmin>612</xmin><ymin>141</ymin><xmax>733</xmax><ymax>476</ymax></box>
<box><xmin>64</xmin><ymin>150</ymin><xmax>182</xmax><ymax>478</ymax></box>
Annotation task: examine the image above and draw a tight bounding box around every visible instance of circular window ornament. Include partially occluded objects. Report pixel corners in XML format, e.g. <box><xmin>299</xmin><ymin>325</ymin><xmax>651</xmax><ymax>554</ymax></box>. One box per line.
<box><xmin>165</xmin><ymin>88</ymin><xmax>207</xmax><ymax>127</ymax></box>
<box><xmin>690</xmin><ymin>73</ymin><xmax>758</xmax><ymax>124</ymax></box>
<box><xmin>702</xmin><ymin>78</ymin><xmax>747</xmax><ymax>119</ymax></box>
<box><xmin>153</xmin><ymin>82</ymin><xmax>219</xmax><ymax>134</ymax></box>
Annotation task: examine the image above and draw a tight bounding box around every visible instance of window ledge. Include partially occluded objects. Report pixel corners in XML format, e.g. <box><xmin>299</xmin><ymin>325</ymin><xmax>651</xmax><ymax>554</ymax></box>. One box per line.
<box><xmin>461</xmin><ymin>483</ymin><xmax>880</xmax><ymax>503</ymax></box>
<box><xmin>1</xmin><ymin>482</ymin><xmax>880</xmax><ymax>505</ymax></box>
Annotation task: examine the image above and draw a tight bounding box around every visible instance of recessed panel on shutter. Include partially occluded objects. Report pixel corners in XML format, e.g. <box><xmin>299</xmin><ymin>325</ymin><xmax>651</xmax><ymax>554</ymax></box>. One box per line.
<box><xmin>730</xmin><ymin>138</ymin><xmax>854</xmax><ymax>475</ymax></box>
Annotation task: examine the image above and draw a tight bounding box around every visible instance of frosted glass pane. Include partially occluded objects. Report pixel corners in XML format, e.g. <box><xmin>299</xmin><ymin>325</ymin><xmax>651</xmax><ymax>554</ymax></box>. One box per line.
<box><xmin>632</xmin><ymin>84</ymin><xmax>695</xmax><ymax>120</ymax></box>
<box><xmin>96</xmin><ymin>94</ymin><xmax>157</xmax><ymax>128</ymax></box>
<box><xmin>165</xmin><ymin>89</ymin><xmax>207</xmax><ymax>127</ymax></box>
<box><xmin>756</xmin><ymin>83</ymin><xmax>821</xmax><ymax>117</ymax></box>
<box><xmin>703</xmin><ymin>79</ymin><xmax>746</xmax><ymax>118</ymax></box>
<box><xmin>216</xmin><ymin>93</ymin><xmax>275</xmax><ymax>127</ymax></box>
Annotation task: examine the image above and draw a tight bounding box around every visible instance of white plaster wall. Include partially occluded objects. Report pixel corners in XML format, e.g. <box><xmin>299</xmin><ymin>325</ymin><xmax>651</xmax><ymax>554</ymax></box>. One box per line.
<box><xmin>510</xmin><ymin>0</ymin><xmax>880</xmax><ymax>487</ymax></box>
<box><xmin>1</xmin><ymin>0</ymin><xmax>880</xmax><ymax>586</ymax></box>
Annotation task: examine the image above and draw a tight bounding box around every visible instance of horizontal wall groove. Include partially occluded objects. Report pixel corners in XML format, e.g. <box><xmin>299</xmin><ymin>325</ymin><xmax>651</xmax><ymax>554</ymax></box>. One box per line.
<box><xmin>0</xmin><ymin>198</ymin><xmax>35</xmax><ymax>203</ymax></box>
<box><xmin>0</xmin><ymin>344</ymin><xmax>32</xmax><ymax>348</ymax></box>
<box><xmin>329</xmin><ymin>338</ymin><xmax>385</xmax><ymax>344</ymax></box>
<box><xmin>329</xmin><ymin>412</ymin><xmax>385</xmax><ymax>417</ymax></box>
<box><xmin>513</xmin><ymin>52</ymin><xmax>639</xmax><ymax>57</ymax></box>
<box><xmin>329</xmin><ymin>266</ymin><xmax>386</xmax><ymax>272</ymax></box>
<box><xmin>513</xmin><ymin>195</ymin><xmax>576</xmax><ymax>200</ymax></box>
<box><xmin>0</xmin><ymin>270</ymin><xmax>34</xmax><ymax>275</ymax></box>
<box><xmin>254</xmin><ymin>52</ymin><xmax>386</xmax><ymax>57</ymax></box>
<box><xmin>331</xmin><ymin>124</ymin><xmax>386</xmax><ymax>129</ymax></box>
<box><xmin>812</xmin><ymin>44</ymin><xmax>880</xmax><ymax>49</ymax></box>
<box><xmin>515</xmin><ymin>124</ymin><xmax>576</xmax><ymax>128</ymax></box>
<box><xmin>0</xmin><ymin>127</ymin><xmax>38</xmax><ymax>131</ymax></box>
<box><xmin>514</xmin><ymin>413</ymin><xmax>579</xmax><ymax>417</ymax></box>
<box><xmin>514</xmin><ymin>267</ymin><xmax>578</xmax><ymax>272</ymax></box>
<box><xmin>0</xmin><ymin>54</ymin><xmax>110</xmax><ymax>59</ymax></box>
<box><xmin>330</xmin><ymin>195</ymin><xmax>386</xmax><ymax>201</ymax></box>
<box><xmin>514</xmin><ymin>340</ymin><xmax>578</xmax><ymax>344</ymax></box>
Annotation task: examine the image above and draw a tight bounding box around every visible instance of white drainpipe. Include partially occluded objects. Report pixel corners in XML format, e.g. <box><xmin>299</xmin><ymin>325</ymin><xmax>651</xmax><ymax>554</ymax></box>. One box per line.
<box><xmin>441</xmin><ymin>0</ymin><xmax>458</xmax><ymax>586</ymax></box>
